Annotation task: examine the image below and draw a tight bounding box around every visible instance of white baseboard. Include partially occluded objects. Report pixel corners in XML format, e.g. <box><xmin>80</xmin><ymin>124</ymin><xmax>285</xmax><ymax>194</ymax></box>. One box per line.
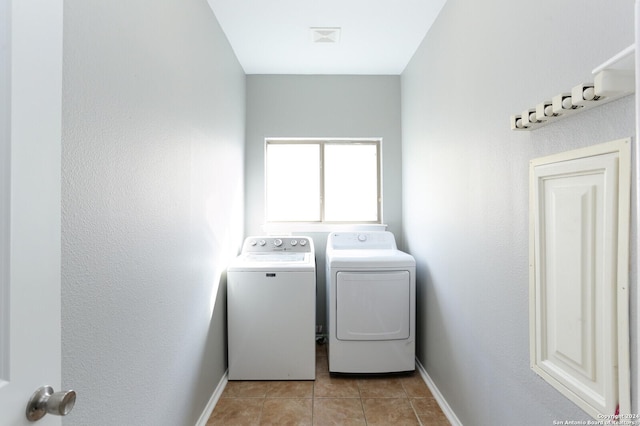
<box><xmin>415</xmin><ymin>358</ymin><xmax>463</xmax><ymax>426</ymax></box>
<box><xmin>194</xmin><ymin>370</ymin><xmax>228</xmax><ymax>426</ymax></box>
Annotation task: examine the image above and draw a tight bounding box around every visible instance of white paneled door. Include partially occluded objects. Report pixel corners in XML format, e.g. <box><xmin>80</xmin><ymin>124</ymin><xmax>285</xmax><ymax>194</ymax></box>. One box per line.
<box><xmin>529</xmin><ymin>139</ymin><xmax>631</xmax><ymax>419</ymax></box>
<box><xmin>0</xmin><ymin>0</ymin><xmax>64</xmax><ymax>425</ymax></box>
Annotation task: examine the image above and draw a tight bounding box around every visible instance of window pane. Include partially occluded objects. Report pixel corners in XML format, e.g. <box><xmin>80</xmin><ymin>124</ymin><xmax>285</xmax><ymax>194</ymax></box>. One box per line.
<box><xmin>266</xmin><ymin>143</ymin><xmax>320</xmax><ymax>221</ymax></box>
<box><xmin>324</xmin><ymin>144</ymin><xmax>378</xmax><ymax>222</ymax></box>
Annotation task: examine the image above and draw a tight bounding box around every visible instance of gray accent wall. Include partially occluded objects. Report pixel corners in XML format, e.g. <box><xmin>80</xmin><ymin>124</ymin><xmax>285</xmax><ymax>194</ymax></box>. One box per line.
<box><xmin>245</xmin><ymin>75</ymin><xmax>403</xmax><ymax>331</ymax></box>
<box><xmin>61</xmin><ymin>1</ymin><xmax>245</xmax><ymax>425</ymax></box>
<box><xmin>401</xmin><ymin>0</ymin><xmax>637</xmax><ymax>424</ymax></box>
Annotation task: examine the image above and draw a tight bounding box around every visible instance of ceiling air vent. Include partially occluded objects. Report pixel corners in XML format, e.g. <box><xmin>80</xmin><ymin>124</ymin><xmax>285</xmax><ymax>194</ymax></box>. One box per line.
<box><xmin>310</xmin><ymin>27</ymin><xmax>341</xmax><ymax>43</ymax></box>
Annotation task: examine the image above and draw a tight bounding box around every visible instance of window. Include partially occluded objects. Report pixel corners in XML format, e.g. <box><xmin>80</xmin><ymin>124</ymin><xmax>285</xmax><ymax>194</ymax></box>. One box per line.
<box><xmin>265</xmin><ymin>139</ymin><xmax>381</xmax><ymax>223</ymax></box>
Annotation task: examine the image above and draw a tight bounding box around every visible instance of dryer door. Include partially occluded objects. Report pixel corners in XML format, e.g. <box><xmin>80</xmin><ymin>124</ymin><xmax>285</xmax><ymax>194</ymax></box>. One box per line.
<box><xmin>336</xmin><ymin>271</ymin><xmax>410</xmax><ymax>341</ymax></box>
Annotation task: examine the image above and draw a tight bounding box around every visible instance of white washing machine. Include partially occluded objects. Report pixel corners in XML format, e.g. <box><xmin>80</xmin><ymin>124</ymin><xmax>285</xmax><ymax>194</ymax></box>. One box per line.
<box><xmin>326</xmin><ymin>231</ymin><xmax>415</xmax><ymax>373</ymax></box>
<box><xmin>227</xmin><ymin>236</ymin><xmax>316</xmax><ymax>380</ymax></box>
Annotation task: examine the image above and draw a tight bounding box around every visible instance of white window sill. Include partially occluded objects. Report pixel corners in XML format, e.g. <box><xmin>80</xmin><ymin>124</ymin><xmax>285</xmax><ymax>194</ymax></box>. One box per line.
<box><xmin>262</xmin><ymin>223</ymin><xmax>388</xmax><ymax>235</ymax></box>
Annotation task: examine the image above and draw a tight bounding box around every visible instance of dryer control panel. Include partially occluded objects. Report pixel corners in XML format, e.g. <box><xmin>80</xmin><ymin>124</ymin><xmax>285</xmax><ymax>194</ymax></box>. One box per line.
<box><xmin>241</xmin><ymin>236</ymin><xmax>313</xmax><ymax>253</ymax></box>
<box><xmin>327</xmin><ymin>231</ymin><xmax>397</xmax><ymax>250</ymax></box>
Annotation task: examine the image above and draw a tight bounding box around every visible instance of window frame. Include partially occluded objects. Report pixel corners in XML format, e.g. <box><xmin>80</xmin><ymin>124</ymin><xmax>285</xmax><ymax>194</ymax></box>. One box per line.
<box><xmin>265</xmin><ymin>138</ymin><xmax>382</xmax><ymax>225</ymax></box>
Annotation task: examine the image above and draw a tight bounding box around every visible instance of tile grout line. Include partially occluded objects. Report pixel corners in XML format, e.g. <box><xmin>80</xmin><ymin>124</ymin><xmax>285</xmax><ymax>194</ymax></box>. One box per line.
<box><xmin>400</xmin><ymin>377</ymin><xmax>423</xmax><ymax>425</ymax></box>
<box><xmin>356</xmin><ymin>376</ymin><xmax>368</xmax><ymax>425</ymax></box>
<box><xmin>257</xmin><ymin>396</ymin><xmax>265</xmax><ymax>425</ymax></box>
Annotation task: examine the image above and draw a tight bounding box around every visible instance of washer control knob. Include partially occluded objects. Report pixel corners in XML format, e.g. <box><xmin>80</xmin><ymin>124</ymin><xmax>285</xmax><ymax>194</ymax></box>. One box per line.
<box><xmin>358</xmin><ymin>234</ymin><xmax>367</xmax><ymax>242</ymax></box>
<box><xmin>249</xmin><ymin>240</ymin><xmax>257</xmax><ymax>246</ymax></box>
<box><xmin>290</xmin><ymin>240</ymin><xmax>298</xmax><ymax>246</ymax></box>
<box><xmin>258</xmin><ymin>240</ymin><xmax>266</xmax><ymax>246</ymax></box>
<box><xmin>299</xmin><ymin>239</ymin><xmax>307</xmax><ymax>246</ymax></box>
<box><xmin>273</xmin><ymin>238</ymin><xmax>283</xmax><ymax>247</ymax></box>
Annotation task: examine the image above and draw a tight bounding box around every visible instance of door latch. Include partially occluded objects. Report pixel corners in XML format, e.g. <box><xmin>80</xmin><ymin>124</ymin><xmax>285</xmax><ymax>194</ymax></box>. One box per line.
<box><xmin>26</xmin><ymin>385</ymin><xmax>76</xmax><ymax>421</ymax></box>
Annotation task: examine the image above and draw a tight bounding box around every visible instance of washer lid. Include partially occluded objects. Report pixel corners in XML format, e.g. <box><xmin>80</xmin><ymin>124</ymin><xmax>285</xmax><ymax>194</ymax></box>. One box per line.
<box><xmin>227</xmin><ymin>251</ymin><xmax>315</xmax><ymax>272</ymax></box>
<box><xmin>244</xmin><ymin>253</ymin><xmax>306</xmax><ymax>262</ymax></box>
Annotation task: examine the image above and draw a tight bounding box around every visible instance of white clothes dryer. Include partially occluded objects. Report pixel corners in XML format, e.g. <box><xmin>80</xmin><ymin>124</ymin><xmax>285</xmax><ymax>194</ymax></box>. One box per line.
<box><xmin>325</xmin><ymin>231</ymin><xmax>415</xmax><ymax>374</ymax></box>
<box><xmin>227</xmin><ymin>236</ymin><xmax>316</xmax><ymax>380</ymax></box>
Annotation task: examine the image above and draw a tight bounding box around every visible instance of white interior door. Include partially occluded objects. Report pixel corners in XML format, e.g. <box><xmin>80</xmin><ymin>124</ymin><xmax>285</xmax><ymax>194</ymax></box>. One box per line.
<box><xmin>0</xmin><ymin>0</ymin><xmax>64</xmax><ymax>424</ymax></box>
<box><xmin>529</xmin><ymin>139</ymin><xmax>631</xmax><ymax>419</ymax></box>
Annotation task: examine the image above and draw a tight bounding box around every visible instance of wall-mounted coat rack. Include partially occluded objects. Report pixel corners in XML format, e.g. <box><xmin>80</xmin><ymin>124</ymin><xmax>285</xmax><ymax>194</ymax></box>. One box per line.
<box><xmin>511</xmin><ymin>45</ymin><xmax>636</xmax><ymax>131</ymax></box>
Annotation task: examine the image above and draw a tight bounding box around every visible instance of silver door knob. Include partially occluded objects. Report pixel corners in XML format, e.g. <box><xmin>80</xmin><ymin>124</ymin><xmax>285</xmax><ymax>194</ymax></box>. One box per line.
<box><xmin>26</xmin><ymin>386</ymin><xmax>76</xmax><ymax>421</ymax></box>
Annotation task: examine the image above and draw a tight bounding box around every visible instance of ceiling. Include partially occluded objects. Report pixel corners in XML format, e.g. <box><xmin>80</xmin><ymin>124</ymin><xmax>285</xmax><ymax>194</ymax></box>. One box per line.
<box><xmin>206</xmin><ymin>0</ymin><xmax>448</xmax><ymax>75</ymax></box>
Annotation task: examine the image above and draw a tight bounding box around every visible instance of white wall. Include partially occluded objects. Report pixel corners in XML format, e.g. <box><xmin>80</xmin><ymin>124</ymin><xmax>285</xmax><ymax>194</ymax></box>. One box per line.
<box><xmin>61</xmin><ymin>1</ymin><xmax>245</xmax><ymax>425</ymax></box>
<box><xmin>401</xmin><ymin>0</ymin><xmax>637</xmax><ymax>423</ymax></box>
<box><xmin>636</xmin><ymin>0</ymin><xmax>640</xmax><ymax>412</ymax></box>
<box><xmin>245</xmin><ymin>75</ymin><xmax>402</xmax><ymax>330</ymax></box>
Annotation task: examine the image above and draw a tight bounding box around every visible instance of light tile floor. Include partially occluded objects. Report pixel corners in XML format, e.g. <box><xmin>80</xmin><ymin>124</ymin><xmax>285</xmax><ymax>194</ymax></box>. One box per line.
<box><xmin>207</xmin><ymin>343</ymin><xmax>450</xmax><ymax>425</ymax></box>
